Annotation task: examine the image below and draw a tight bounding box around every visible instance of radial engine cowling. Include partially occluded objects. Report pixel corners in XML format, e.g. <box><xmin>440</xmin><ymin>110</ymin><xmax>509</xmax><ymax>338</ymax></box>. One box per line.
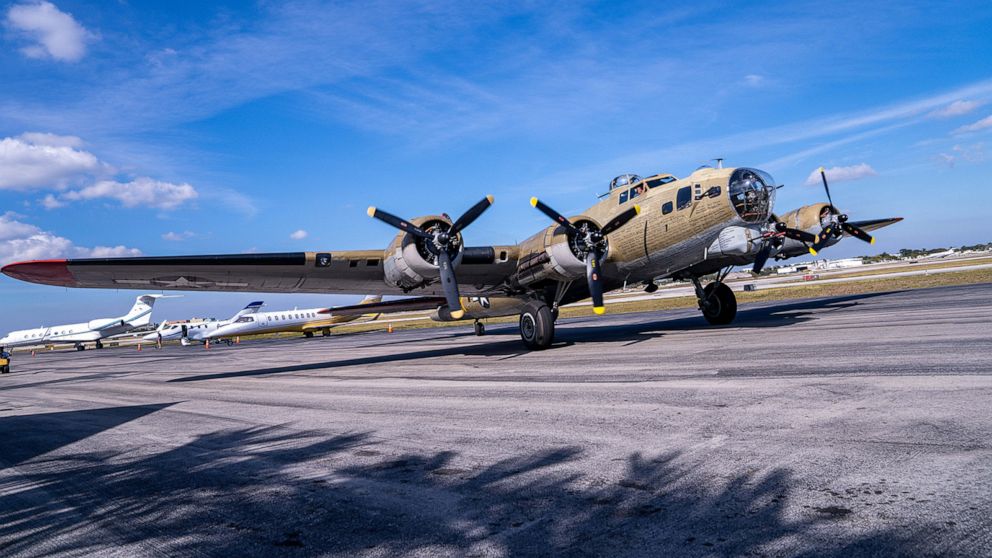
<box><xmin>382</xmin><ymin>215</ymin><xmax>465</xmax><ymax>289</ymax></box>
<box><xmin>513</xmin><ymin>218</ymin><xmax>601</xmax><ymax>287</ymax></box>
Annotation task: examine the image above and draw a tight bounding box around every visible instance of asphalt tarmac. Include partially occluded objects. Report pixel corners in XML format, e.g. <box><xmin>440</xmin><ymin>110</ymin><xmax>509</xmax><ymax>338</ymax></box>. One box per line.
<box><xmin>2</xmin><ymin>283</ymin><xmax>991</xmax><ymax>557</ymax></box>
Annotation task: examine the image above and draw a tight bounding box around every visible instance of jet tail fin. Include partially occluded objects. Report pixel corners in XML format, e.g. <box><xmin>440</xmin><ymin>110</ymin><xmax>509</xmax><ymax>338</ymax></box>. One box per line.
<box><xmin>124</xmin><ymin>294</ymin><xmax>178</xmax><ymax>327</ymax></box>
<box><xmin>231</xmin><ymin>301</ymin><xmax>264</xmax><ymax>320</ymax></box>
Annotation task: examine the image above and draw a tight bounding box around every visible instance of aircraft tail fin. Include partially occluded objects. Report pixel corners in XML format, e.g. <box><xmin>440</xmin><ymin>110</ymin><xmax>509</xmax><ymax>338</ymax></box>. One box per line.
<box><xmin>231</xmin><ymin>301</ymin><xmax>264</xmax><ymax>320</ymax></box>
<box><xmin>124</xmin><ymin>294</ymin><xmax>178</xmax><ymax>327</ymax></box>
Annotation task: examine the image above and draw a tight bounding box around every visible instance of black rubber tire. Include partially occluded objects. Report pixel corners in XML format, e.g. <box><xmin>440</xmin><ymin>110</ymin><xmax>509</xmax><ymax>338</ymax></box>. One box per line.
<box><xmin>474</xmin><ymin>322</ymin><xmax>486</xmax><ymax>336</ymax></box>
<box><xmin>95</xmin><ymin>341</ymin><xmax>103</xmax><ymax>349</ymax></box>
<box><xmin>76</xmin><ymin>345</ymin><xmax>85</xmax><ymax>352</ymax></box>
<box><xmin>322</xmin><ymin>329</ymin><xmax>331</xmax><ymax>337</ymax></box>
<box><xmin>519</xmin><ymin>302</ymin><xmax>555</xmax><ymax>350</ymax></box>
<box><xmin>304</xmin><ymin>331</ymin><xmax>314</xmax><ymax>339</ymax></box>
<box><xmin>701</xmin><ymin>282</ymin><xmax>737</xmax><ymax>325</ymax></box>
<box><xmin>1</xmin><ymin>366</ymin><xmax>9</xmax><ymax>374</ymax></box>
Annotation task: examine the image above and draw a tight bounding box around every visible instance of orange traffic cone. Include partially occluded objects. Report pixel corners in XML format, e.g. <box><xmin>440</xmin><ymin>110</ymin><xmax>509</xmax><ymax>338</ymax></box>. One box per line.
<box><xmin>205</xmin><ymin>339</ymin><xmax>210</xmax><ymax>350</ymax></box>
<box><xmin>387</xmin><ymin>323</ymin><xmax>394</xmax><ymax>333</ymax></box>
<box><xmin>31</xmin><ymin>350</ymin><xmax>35</xmax><ymax>357</ymax></box>
<box><xmin>137</xmin><ymin>343</ymin><xmax>142</xmax><ymax>352</ymax></box>
<box><xmin>235</xmin><ymin>336</ymin><xmax>240</xmax><ymax>344</ymax></box>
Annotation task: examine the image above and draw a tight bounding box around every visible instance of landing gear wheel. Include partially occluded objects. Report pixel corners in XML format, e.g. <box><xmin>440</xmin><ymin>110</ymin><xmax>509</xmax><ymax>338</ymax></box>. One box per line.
<box><xmin>95</xmin><ymin>341</ymin><xmax>104</xmax><ymax>349</ymax></box>
<box><xmin>519</xmin><ymin>302</ymin><xmax>555</xmax><ymax>350</ymax></box>
<box><xmin>474</xmin><ymin>321</ymin><xmax>486</xmax><ymax>336</ymax></box>
<box><xmin>1</xmin><ymin>366</ymin><xmax>9</xmax><ymax>374</ymax></box>
<box><xmin>322</xmin><ymin>328</ymin><xmax>331</xmax><ymax>337</ymax></box>
<box><xmin>75</xmin><ymin>344</ymin><xmax>85</xmax><ymax>351</ymax></box>
<box><xmin>304</xmin><ymin>331</ymin><xmax>314</xmax><ymax>339</ymax></box>
<box><xmin>700</xmin><ymin>282</ymin><xmax>737</xmax><ymax>325</ymax></box>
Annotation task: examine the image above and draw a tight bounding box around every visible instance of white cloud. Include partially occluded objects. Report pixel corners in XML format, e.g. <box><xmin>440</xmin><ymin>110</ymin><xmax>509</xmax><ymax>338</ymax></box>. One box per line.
<box><xmin>17</xmin><ymin>131</ymin><xmax>83</xmax><ymax>147</ymax></box>
<box><xmin>5</xmin><ymin>1</ymin><xmax>93</xmax><ymax>62</ymax></box>
<box><xmin>743</xmin><ymin>74</ymin><xmax>765</xmax><ymax>87</ymax></box>
<box><xmin>804</xmin><ymin>163</ymin><xmax>877</xmax><ymax>186</ymax></box>
<box><xmin>39</xmin><ymin>193</ymin><xmax>65</xmax><ymax>209</ymax></box>
<box><xmin>0</xmin><ymin>212</ymin><xmax>140</xmax><ymax>265</ymax></box>
<box><xmin>0</xmin><ymin>134</ymin><xmax>101</xmax><ymax>190</ymax></box>
<box><xmin>929</xmin><ymin>100</ymin><xmax>981</xmax><ymax>119</ymax></box>
<box><xmin>289</xmin><ymin>229</ymin><xmax>308</xmax><ymax>240</ymax></box>
<box><xmin>936</xmin><ymin>143</ymin><xmax>987</xmax><ymax>167</ymax></box>
<box><xmin>59</xmin><ymin>177</ymin><xmax>198</xmax><ymax>210</ymax></box>
<box><xmin>162</xmin><ymin>230</ymin><xmax>195</xmax><ymax>241</ymax></box>
<box><xmin>953</xmin><ymin>115</ymin><xmax>992</xmax><ymax>135</ymax></box>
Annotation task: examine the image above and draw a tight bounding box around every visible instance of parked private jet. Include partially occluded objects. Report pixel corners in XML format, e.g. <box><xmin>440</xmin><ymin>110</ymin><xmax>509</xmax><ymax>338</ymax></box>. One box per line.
<box><xmin>143</xmin><ymin>301</ymin><xmax>264</xmax><ymax>345</ymax></box>
<box><xmin>0</xmin><ymin>294</ymin><xmax>172</xmax><ymax>351</ymax></box>
<box><xmin>205</xmin><ymin>295</ymin><xmax>384</xmax><ymax>340</ymax></box>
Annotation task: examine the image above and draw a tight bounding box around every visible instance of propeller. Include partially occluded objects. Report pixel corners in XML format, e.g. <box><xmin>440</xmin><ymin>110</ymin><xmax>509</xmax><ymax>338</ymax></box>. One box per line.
<box><xmin>751</xmin><ymin>216</ymin><xmax>818</xmax><ymax>274</ymax></box>
<box><xmin>810</xmin><ymin>167</ymin><xmax>875</xmax><ymax>254</ymax></box>
<box><xmin>530</xmin><ymin>197</ymin><xmax>641</xmax><ymax>314</ymax></box>
<box><xmin>367</xmin><ymin>195</ymin><xmax>494</xmax><ymax>320</ymax></box>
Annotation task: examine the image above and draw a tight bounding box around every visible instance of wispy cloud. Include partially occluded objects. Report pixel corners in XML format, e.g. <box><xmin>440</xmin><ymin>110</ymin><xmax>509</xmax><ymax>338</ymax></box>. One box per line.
<box><xmin>162</xmin><ymin>230</ymin><xmax>195</xmax><ymax>241</ymax></box>
<box><xmin>289</xmin><ymin>229</ymin><xmax>308</xmax><ymax>240</ymax></box>
<box><xmin>59</xmin><ymin>177</ymin><xmax>198</xmax><ymax>210</ymax></box>
<box><xmin>4</xmin><ymin>1</ymin><xmax>94</xmax><ymax>62</ymax></box>
<box><xmin>804</xmin><ymin>163</ymin><xmax>876</xmax><ymax>186</ymax></box>
<box><xmin>929</xmin><ymin>99</ymin><xmax>982</xmax><ymax>119</ymax></box>
<box><xmin>953</xmin><ymin>114</ymin><xmax>992</xmax><ymax>135</ymax></box>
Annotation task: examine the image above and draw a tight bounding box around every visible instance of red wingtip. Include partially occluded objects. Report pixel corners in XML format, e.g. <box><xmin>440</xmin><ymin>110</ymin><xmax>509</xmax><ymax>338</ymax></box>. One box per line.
<box><xmin>1</xmin><ymin>259</ymin><xmax>76</xmax><ymax>287</ymax></box>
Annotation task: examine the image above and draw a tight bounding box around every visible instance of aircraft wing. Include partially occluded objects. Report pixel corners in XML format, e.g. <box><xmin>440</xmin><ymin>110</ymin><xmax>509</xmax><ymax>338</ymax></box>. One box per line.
<box><xmin>1</xmin><ymin>250</ymin><xmax>514</xmax><ymax>296</ymax></box>
<box><xmin>844</xmin><ymin>217</ymin><xmax>903</xmax><ymax>234</ymax></box>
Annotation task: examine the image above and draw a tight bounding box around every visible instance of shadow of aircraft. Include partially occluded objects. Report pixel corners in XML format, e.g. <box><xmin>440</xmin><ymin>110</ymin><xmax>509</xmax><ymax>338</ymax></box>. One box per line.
<box><xmin>171</xmin><ymin>291</ymin><xmax>898</xmax><ymax>383</ymax></box>
<box><xmin>0</xmin><ymin>403</ymin><xmax>175</xmax><ymax>468</ymax></box>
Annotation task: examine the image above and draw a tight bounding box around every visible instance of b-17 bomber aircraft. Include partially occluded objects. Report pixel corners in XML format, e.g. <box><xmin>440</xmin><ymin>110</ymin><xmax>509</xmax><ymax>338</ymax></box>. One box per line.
<box><xmin>2</xmin><ymin>164</ymin><xmax>901</xmax><ymax>349</ymax></box>
<box><xmin>0</xmin><ymin>294</ymin><xmax>171</xmax><ymax>351</ymax></box>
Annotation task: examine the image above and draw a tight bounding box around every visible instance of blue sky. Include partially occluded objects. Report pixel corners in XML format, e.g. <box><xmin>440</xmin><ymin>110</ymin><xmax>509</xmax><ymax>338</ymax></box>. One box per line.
<box><xmin>2</xmin><ymin>0</ymin><xmax>992</xmax><ymax>330</ymax></box>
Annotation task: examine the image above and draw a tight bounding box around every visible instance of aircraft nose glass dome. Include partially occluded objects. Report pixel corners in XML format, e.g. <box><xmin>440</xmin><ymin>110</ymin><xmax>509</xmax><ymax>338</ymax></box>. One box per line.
<box><xmin>729</xmin><ymin>168</ymin><xmax>776</xmax><ymax>223</ymax></box>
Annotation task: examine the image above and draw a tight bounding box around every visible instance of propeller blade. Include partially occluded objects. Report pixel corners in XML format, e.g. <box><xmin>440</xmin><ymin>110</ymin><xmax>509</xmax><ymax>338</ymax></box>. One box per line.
<box><xmin>810</xmin><ymin>224</ymin><xmax>835</xmax><ymax>254</ymax></box>
<box><xmin>600</xmin><ymin>205</ymin><xmax>641</xmax><ymax>236</ymax></box>
<box><xmin>450</xmin><ymin>195</ymin><xmax>495</xmax><ymax>234</ymax></box>
<box><xmin>842</xmin><ymin>222</ymin><xmax>875</xmax><ymax>244</ymax></box>
<box><xmin>530</xmin><ymin>197</ymin><xmax>581</xmax><ymax>236</ymax></box>
<box><xmin>818</xmin><ymin>167</ymin><xmax>835</xmax><ymax>209</ymax></box>
<box><xmin>585</xmin><ymin>250</ymin><xmax>605</xmax><ymax>315</ymax></box>
<box><xmin>367</xmin><ymin>207</ymin><xmax>432</xmax><ymax>239</ymax></box>
<box><xmin>781</xmin><ymin>227</ymin><xmax>817</xmax><ymax>244</ymax></box>
<box><xmin>436</xmin><ymin>249</ymin><xmax>464</xmax><ymax>320</ymax></box>
<box><xmin>752</xmin><ymin>243</ymin><xmax>771</xmax><ymax>274</ymax></box>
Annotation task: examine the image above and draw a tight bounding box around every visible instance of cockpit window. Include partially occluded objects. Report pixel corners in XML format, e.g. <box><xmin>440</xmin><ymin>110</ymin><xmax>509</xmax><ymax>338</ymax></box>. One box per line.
<box><xmin>609</xmin><ymin>174</ymin><xmax>642</xmax><ymax>191</ymax></box>
<box><xmin>235</xmin><ymin>316</ymin><xmax>255</xmax><ymax>323</ymax></box>
<box><xmin>729</xmin><ymin>168</ymin><xmax>776</xmax><ymax>223</ymax></box>
<box><xmin>629</xmin><ymin>184</ymin><xmax>646</xmax><ymax>200</ymax></box>
<box><xmin>645</xmin><ymin>176</ymin><xmax>676</xmax><ymax>189</ymax></box>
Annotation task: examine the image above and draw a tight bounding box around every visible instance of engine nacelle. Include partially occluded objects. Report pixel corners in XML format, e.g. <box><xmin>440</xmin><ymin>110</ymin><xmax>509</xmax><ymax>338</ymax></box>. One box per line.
<box><xmin>513</xmin><ymin>219</ymin><xmax>598</xmax><ymax>287</ymax></box>
<box><xmin>775</xmin><ymin>203</ymin><xmax>837</xmax><ymax>258</ymax></box>
<box><xmin>382</xmin><ymin>215</ymin><xmax>465</xmax><ymax>289</ymax></box>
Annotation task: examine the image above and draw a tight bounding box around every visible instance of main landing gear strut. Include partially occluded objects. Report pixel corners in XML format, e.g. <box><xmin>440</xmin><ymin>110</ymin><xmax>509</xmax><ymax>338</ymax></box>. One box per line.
<box><xmin>691</xmin><ymin>268</ymin><xmax>737</xmax><ymax>326</ymax></box>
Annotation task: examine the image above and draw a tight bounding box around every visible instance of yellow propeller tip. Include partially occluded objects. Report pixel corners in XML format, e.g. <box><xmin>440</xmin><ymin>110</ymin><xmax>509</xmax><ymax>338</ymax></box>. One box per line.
<box><xmin>870</xmin><ymin>237</ymin><xmax>876</xmax><ymax>244</ymax></box>
<box><xmin>450</xmin><ymin>310</ymin><xmax>464</xmax><ymax>320</ymax></box>
<box><xmin>633</xmin><ymin>204</ymin><xmax>641</xmax><ymax>215</ymax></box>
<box><xmin>366</xmin><ymin>206</ymin><xmax>376</xmax><ymax>217</ymax></box>
<box><xmin>529</xmin><ymin>197</ymin><xmax>538</xmax><ymax>207</ymax></box>
<box><xmin>818</xmin><ymin>166</ymin><xmax>825</xmax><ymax>173</ymax></box>
<box><xmin>809</xmin><ymin>248</ymin><xmax>818</xmax><ymax>256</ymax></box>
<box><xmin>486</xmin><ymin>194</ymin><xmax>494</xmax><ymax>204</ymax></box>
<box><xmin>593</xmin><ymin>306</ymin><xmax>606</xmax><ymax>315</ymax></box>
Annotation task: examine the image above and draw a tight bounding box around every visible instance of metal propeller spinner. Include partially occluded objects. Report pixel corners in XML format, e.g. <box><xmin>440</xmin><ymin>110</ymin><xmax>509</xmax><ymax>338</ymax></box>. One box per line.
<box><xmin>367</xmin><ymin>195</ymin><xmax>494</xmax><ymax>320</ymax></box>
<box><xmin>530</xmin><ymin>197</ymin><xmax>640</xmax><ymax>314</ymax></box>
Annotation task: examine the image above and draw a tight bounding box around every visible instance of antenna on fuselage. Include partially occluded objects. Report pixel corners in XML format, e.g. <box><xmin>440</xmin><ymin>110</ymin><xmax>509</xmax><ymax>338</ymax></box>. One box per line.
<box><xmin>713</xmin><ymin>158</ymin><xmax>724</xmax><ymax>169</ymax></box>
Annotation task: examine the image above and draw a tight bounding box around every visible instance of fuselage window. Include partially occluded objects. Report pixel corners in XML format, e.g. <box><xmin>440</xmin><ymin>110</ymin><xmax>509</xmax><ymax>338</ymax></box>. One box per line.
<box><xmin>366</xmin><ymin>259</ymin><xmax>379</xmax><ymax>266</ymax></box>
<box><xmin>629</xmin><ymin>184</ymin><xmax>646</xmax><ymax>200</ymax></box>
<box><xmin>619</xmin><ymin>190</ymin><xmax>628</xmax><ymax>204</ymax></box>
<box><xmin>662</xmin><ymin>201</ymin><xmax>673</xmax><ymax>215</ymax></box>
<box><xmin>676</xmin><ymin>186</ymin><xmax>692</xmax><ymax>210</ymax></box>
